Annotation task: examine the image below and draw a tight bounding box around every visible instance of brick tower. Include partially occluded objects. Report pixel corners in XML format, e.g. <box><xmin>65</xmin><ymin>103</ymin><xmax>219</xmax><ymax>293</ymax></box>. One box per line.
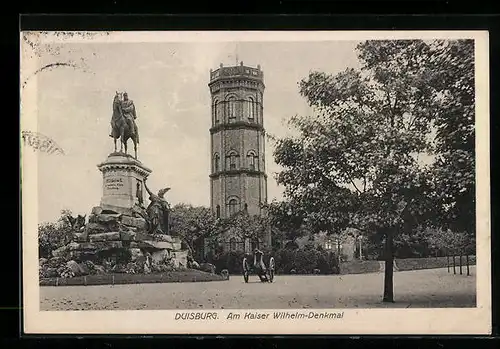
<box><xmin>208</xmin><ymin>61</ymin><xmax>271</xmax><ymax>252</ymax></box>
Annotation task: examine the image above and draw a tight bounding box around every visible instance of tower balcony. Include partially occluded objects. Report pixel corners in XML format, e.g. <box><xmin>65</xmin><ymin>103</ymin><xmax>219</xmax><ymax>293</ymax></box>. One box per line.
<box><xmin>209</xmin><ymin>120</ymin><xmax>265</xmax><ymax>134</ymax></box>
<box><xmin>209</xmin><ymin>63</ymin><xmax>264</xmax><ymax>83</ymax></box>
<box><xmin>209</xmin><ymin>168</ymin><xmax>268</xmax><ymax>179</ymax></box>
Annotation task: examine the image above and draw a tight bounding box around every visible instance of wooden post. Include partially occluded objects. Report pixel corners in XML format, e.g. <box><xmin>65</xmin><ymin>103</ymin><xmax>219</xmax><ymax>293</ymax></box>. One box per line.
<box><xmin>459</xmin><ymin>253</ymin><xmax>463</xmax><ymax>275</ymax></box>
<box><xmin>359</xmin><ymin>236</ymin><xmax>363</xmax><ymax>260</ymax></box>
<box><xmin>453</xmin><ymin>255</ymin><xmax>456</xmax><ymax>274</ymax></box>
<box><xmin>447</xmin><ymin>254</ymin><xmax>450</xmax><ymax>273</ymax></box>
<box><xmin>466</xmin><ymin>254</ymin><xmax>470</xmax><ymax>276</ymax></box>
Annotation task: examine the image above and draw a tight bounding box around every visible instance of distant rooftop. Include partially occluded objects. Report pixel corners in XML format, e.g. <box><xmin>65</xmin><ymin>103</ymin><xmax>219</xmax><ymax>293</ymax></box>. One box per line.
<box><xmin>209</xmin><ymin>61</ymin><xmax>264</xmax><ymax>82</ymax></box>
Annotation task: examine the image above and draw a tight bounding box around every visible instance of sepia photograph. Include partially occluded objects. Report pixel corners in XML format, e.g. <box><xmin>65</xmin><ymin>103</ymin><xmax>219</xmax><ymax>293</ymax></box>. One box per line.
<box><xmin>21</xmin><ymin>30</ymin><xmax>491</xmax><ymax>335</ymax></box>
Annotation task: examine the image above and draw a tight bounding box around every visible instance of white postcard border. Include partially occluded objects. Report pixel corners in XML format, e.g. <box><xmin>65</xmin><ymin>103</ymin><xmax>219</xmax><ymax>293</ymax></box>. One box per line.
<box><xmin>21</xmin><ymin>30</ymin><xmax>491</xmax><ymax>335</ymax></box>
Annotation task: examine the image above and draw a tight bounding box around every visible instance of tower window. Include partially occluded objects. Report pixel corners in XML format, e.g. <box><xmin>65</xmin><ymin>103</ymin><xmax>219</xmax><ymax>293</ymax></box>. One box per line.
<box><xmin>230</xmin><ymin>155</ymin><xmax>236</xmax><ymax>170</ymax></box>
<box><xmin>214</xmin><ymin>153</ymin><xmax>220</xmax><ymax>172</ymax></box>
<box><xmin>247</xmin><ymin>151</ymin><xmax>258</xmax><ymax>170</ymax></box>
<box><xmin>216</xmin><ymin>205</ymin><xmax>221</xmax><ymax>219</ymax></box>
<box><xmin>227</xmin><ymin>151</ymin><xmax>239</xmax><ymax>170</ymax></box>
<box><xmin>213</xmin><ymin>100</ymin><xmax>219</xmax><ymax>124</ymax></box>
<box><xmin>228</xmin><ymin>198</ymin><xmax>239</xmax><ymax>216</ymax></box>
<box><xmin>247</xmin><ymin>97</ymin><xmax>255</xmax><ymax>122</ymax></box>
<box><xmin>227</xmin><ymin>96</ymin><xmax>236</xmax><ymax>123</ymax></box>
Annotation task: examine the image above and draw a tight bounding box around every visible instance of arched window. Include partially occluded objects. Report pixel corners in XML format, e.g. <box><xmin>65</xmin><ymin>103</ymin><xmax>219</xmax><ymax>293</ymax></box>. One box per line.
<box><xmin>213</xmin><ymin>100</ymin><xmax>219</xmax><ymax>124</ymax></box>
<box><xmin>227</xmin><ymin>96</ymin><xmax>236</xmax><ymax>123</ymax></box>
<box><xmin>226</xmin><ymin>150</ymin><xmax>239</xmax><ymax>170</ymax></box>
<box><xmin>213</xmin><ymin>153</ymin><xmax>220</xmax><ymax>172</ymax></box>
<box><xmin>216</xmin><ymin>205</ymin><xmax>221</xmax><ymax>219</ymax></box>
<box><xmin>230</xmin><ymin>237</ymin><xmax>237</xmax><ymax>251</ymax></box>
<box><xmin>228</xmin><ymin>198</ymin><xmax>239</xmax><ymax>216</ymax></box>
<box><xmin>247</xmin><ymin>97</ymin><xmax>255</xmax><ymax>122</ymax></box>
<box><xmin>247</xmin><ymin>150</ymin><xmax>258</xmax><ymax>171</ymax></box>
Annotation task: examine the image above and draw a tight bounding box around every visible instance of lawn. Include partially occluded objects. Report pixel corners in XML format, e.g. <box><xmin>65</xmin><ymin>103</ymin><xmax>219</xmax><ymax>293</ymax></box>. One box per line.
<box><xmin>339</xmin><ymin>256</ymin><xmax>476</xmax><ymax>275</ymax></box>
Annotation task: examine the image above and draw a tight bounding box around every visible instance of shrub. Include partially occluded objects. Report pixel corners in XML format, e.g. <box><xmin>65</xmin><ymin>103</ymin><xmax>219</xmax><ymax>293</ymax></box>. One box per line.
<box><xmin>209</xmin><ymin>250</ymin><xmax>246</xmax><ymax>274</ymax></box>
<box><xmin>274</xmin><ymin>248</ymin><xmax>339</xmax><ymax>274</ymax></box>
<box><xmin>38</xmin><ymin>221</ymin><xmax>74</xmax><ymax>259</ymax></box>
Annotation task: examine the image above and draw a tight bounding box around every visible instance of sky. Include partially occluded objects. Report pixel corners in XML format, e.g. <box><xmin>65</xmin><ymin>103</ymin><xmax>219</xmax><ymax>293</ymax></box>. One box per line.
<box><xmin>23</xmin><ymin>37</ymin><xmax>362</xmax><ymax>223</ymax></box>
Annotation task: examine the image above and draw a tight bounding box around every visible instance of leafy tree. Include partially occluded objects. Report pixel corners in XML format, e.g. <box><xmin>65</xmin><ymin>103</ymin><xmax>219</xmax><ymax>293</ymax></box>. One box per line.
<box><xmin>427</xmin><ymin>40</ymin><xmax>475</xmax><ymax>240</ymax></box>
<box><xmin>393</xmin><ymin>226</ymin><xmax>437</xmax><ymax>258</ymax></box>
<box><xmin>273</xmin><ymin>39</ymin><xmax>472</xmax><ymax>302</ymax></box>
<box><xmin>264</xmin><ymin>200</ymin><xmax>310</xmax><ymax>248</ymax></box>
<box><xmin>219</xmin><ymin>210</ymin><xmax>271</xmax><ymax>249</ymax></box>
<box><xmin>169</xmin><ymin>203</ymin><xmax>222</xmax><ymax>257</ymax></box>
<box><xmin>38</xmin><ymin>209</ymin><xmax>75</xmax><ymax>258</ymax></box>
<box><xmin>426</xmin><ymin>227</ymin><xmax>474</xmax><ymax>258</ymax></box>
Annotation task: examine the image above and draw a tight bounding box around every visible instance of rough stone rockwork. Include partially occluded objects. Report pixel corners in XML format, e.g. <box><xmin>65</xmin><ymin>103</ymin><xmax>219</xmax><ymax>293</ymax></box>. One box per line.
<box><xmin>43</xmin><ymin>206</ymin><xmax>188</xmax><ymax>278</ymax></box>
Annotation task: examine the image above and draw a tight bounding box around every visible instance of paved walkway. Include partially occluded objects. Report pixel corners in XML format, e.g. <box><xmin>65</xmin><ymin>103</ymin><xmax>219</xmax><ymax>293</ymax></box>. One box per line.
<box><xmin>40</xmin><ymin>267</ymin><xmax>476</xmax><ymax>311</ymax></box>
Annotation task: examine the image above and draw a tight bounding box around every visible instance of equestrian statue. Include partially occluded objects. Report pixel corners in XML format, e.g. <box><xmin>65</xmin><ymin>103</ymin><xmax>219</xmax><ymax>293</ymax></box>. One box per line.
<box><xmin>110</xmin><ymin>91</ymin><xmax>140</xmax><ymax>159</ymax></box>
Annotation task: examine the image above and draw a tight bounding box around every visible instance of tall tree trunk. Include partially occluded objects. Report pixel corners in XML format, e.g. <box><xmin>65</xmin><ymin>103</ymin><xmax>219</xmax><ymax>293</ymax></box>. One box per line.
<box><xmin>466</xmin><ymin>254</ymin><xmax>470</xmax><ymax>276</ymax></box>
<box><xmin>447</xmin><ymin>254</ymin><xmax>450</xmax><ymax>273</ymax></box>
<box><xmin>337</xmin><ymin>240</ymin><xmax>341</xmax><ymax>265</ymax></box>
<box><xmin>383</xmin><ymin>230</ymin><xmax>395</xmax><ymax>303</ymax></box>
<box><xmin>453</xmin><ymin>255</ymin><xmax>456</xmax><ymax>274</ymax></box>
<box><xmin>459</xmin><ymin>253</ymin><xmax>463</xmax><ymax>275</ymax></box>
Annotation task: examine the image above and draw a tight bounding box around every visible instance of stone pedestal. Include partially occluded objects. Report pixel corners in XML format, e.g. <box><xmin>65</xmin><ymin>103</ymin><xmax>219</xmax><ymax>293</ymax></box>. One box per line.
<box><xmin>97</xmin><ymin>152</ymin><xmax>152</xmax><ymax>215</ymax></box>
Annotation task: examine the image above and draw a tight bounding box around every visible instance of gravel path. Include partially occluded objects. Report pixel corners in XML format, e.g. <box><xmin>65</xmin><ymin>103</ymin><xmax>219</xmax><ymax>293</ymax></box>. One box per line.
<box><xmin>40</xmin><ymin>267</ymin><xmax>476</xmax><ymax>310</ymax></box>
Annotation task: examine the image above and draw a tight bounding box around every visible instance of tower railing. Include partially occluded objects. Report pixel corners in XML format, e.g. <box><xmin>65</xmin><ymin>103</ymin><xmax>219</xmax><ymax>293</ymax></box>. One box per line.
<box><xmin>210</xmin><ymin>65</ymin><xmax>264</xmax><ymax>82</ymax></box>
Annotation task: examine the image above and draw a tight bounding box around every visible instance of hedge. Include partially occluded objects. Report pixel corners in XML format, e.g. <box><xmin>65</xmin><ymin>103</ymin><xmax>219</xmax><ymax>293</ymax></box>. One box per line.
<box><xmin>274</xmin><ymin>247</ymin><xmax>340</xmax><ymax>275</ymax></box>
<box><xmin>205</xmin><ymin>248</ymin><xmax>340</xmax><ymax>275</ymax></box>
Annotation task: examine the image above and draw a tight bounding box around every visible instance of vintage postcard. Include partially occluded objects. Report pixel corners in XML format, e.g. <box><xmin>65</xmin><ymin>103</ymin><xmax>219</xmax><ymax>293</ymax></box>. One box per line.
<box><xmin>21</xmin><ymin>30</ymin><xmax>491</xmax><ymax>335</ymax></box>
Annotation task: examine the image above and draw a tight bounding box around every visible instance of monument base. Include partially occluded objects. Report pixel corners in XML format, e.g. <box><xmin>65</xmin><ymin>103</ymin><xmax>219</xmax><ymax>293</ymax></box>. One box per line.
<box><xmin>97</xmin><ymin>152</ymin><xmax>152</xmax><ymax>213</ymax></box>
<box><xmin>52</xmin><ymin>208</ymin><xmax>189</xmax><ymax>272</ymax></box>
<box><xmin>51</xmin><ymin>152</ymin><xmax>190</xmax><ymax>273</ymax></box>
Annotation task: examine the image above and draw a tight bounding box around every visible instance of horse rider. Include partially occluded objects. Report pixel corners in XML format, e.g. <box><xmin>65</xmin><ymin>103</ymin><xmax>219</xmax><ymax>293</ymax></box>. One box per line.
<box><xmin>121</xmin><ymin>92</ymin><xmax>137</xmax><ymax>137</ymax></box>
<box><xmin>109</xmin><ymin>92</ymin><xmax>138</xmax><ymax>139</ymax></box>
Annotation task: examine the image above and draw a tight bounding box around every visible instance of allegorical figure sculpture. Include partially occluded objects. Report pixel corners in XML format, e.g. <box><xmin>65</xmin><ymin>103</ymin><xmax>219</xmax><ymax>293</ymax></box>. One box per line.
<box><xmin>110</xmin><ymin>91</ymin><xmax>140</xmax><ymax>159</ymax></box>
<box><xmin>143</xmin><ymin>179</ymin><xmax>171</xmax><ymax>235</ymax></box>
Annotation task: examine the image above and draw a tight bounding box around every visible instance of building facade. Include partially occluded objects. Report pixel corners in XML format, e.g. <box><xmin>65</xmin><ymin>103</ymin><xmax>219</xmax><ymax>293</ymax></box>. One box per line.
<box><xmin>207</xmin><ymin>62</ymin><xmax>271</xmax><ymax>255</ymax></box>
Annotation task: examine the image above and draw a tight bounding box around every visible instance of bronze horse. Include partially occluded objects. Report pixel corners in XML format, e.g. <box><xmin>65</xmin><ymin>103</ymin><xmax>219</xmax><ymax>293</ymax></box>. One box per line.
<box><xmin>110</xmin><ymin>92</ymin><xmax>139</xmax><ymax>159</ymax></box>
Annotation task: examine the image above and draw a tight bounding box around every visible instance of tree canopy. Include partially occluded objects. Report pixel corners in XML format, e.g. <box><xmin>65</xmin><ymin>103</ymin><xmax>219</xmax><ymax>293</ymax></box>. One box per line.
<box><xmin>272</xmin><ymin>39</ymin><xmax>475</xmax><ymax>301</ymax></box>
<box><xmin>169</xmin><ymin>203</ymin><xmax>221</xmax><ymax>253</ymax></box>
